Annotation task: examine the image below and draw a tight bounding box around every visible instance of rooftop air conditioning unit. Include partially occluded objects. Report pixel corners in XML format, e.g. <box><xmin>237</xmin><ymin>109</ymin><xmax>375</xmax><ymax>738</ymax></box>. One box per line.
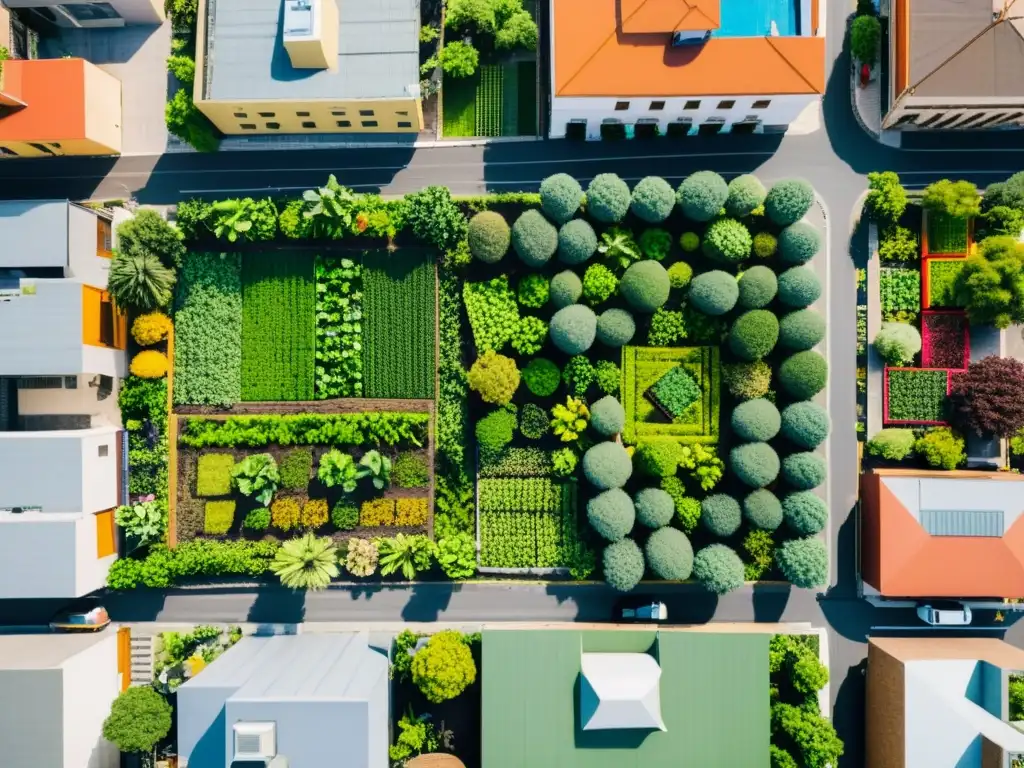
<box><xmin>233</xmin><ymin>722</ymin><xmax>277</xmax><ymax>761</ymax></box>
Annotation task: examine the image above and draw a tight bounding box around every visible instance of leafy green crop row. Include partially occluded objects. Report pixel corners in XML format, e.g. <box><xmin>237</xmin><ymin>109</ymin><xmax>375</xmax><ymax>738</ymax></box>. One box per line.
<box><xmin>463</xmin><ymin>276</ymin><xmax>520</xmax><ymax>352</ymax></box>
<box><xmin>880</xmin><ymin>267</ymin><xmax>921</xmax><ymax>318</ymax></box>
<box><xmin>926</xmin><ymin>259</ymin><xmax>966</xmax><ymax>308</ymax></box>
<box><xmin>174</xmin><ymin>252</ymin><xmax>243</xmax><ymax>406</ymax></box>
<box><xmin>362</xmin><ymin>251</ymin><xmax>436</xmax><ymax>399</ymax></box>
<box><xmin>315</xmin><ymin>255</ymin><xmax>363</xmax><ymax>398</ymax></box>
<box><xmin>479</xmin><ymin>481</ymin><xmax>579</xmax><ymax>568</ymax></box>
<box><xmin>886</xmin><ymin>368</ymin><xmax>948</xmax><ymax>422</ymax></box>
<box><xmin>479</xmin><ymin>477</ymin><xmax>563</xmax><ymax>513</ymax></box>
<box><xmin>178</xmin><ymin>413</ymin><xmax>429</xmax><ymax>448</ymax></box>
<box><xmin>240</xmin><ymin>252</ymin><xmax>315</xmax><ymax>401</ymax></box>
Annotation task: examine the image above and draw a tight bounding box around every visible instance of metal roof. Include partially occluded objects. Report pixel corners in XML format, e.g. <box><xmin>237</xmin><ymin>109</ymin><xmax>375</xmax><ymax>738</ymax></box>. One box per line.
<box><xmin>204</xmin><ymin>0</ymin><xmax>420</xmax><ymax>102</ymax></box>
<box><xmin>920</xmin><ymin>509</ymin><xmax>1005</xmax><ymax>537</ymax></box>
<box><xmin>0</xmin><ymin>200</ymin><xmax>69</xmax><ymax>269</ymax></box>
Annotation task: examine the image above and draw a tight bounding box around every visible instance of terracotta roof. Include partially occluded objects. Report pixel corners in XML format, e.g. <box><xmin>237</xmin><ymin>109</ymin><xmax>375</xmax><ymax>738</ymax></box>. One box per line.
<box><xmin>553</xmin><ymin>0</ymin><xmax>824</xmax><ymax>97</ymax></box>
<box><xmin>0</xmin><ymin>59</ymin><xmax>87</xmax><ymax>143</ymax></box>
<box><xmin>863</xmin><ymin>470</ymin><xmax>1024</xmax><ymax>598</ymax></box>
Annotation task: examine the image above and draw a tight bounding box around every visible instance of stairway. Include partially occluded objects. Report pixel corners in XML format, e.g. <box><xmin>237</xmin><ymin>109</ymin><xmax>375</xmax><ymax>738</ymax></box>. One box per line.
<box><xmin>129</xmin><ymin>634</ymin><xmax>155</xmax><ymax>686</ymax></box>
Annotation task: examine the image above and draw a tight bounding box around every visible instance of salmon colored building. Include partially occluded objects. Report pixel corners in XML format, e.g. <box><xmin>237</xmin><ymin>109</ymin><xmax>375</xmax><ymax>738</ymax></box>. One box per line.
<box><xmin>548</xmin><ymin>0</ymin><xmax>825</xmax><ymax>139</ymax></box>
<box><xmin>0</xmin><ymin>58</ymin><xmax>122</xmax><ymax>158</ymax></box>
<box><xmin>861</xmin><ymin>469</ymin><xmax>1024</xmax><ymax>599</ymax></box>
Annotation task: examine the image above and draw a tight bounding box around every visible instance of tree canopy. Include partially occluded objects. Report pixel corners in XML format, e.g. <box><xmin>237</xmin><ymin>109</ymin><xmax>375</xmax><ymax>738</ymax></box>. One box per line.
<box><xmin>954</xmin><ymin>236</ymin><xmax>1024</xmax><ymax>328</ymax></box>
<box><xmin>102</xmin><ymin>687</ymin><xmax>173</xmax><ymax>754</ymax></box>
<box><xmin>922</xmin><ymin>179</ymin><xmax>981</xmax><ymax>219</ymax></box>
<box><xmin>951</xmin><ymin>356</ymin><xmax>1024</xmax><ymax>438</ymax></box>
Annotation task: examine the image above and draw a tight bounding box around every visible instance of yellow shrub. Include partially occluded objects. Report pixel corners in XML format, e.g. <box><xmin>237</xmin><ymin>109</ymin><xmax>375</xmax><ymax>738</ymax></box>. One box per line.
<box><xmin>271</xmin><ymin>497</ymin><xmax>300</xmax><ymax>532</ymax></box>
<box><xmin>301</xmin><ymin>499</ymin><xmax>329</xmax><ymax>529</ymax></box>
<box><xmin>130</xmin><ymin>350</ymin><xmax>169</xmax><ymax>379</ymax></box>
<box><xmin>395</xmin><ymin>498</ymin><xmax>428</xmax><ymax>526</ymax></box>
<box><xmin>131</xmin><ymin>312</ymin><xmax>173</xmax><ymax>346</ymax></box>
<box><xmin>360</xmin><ymin>499</ymin><xmax>395</xmax><ymax>527</ymax></box>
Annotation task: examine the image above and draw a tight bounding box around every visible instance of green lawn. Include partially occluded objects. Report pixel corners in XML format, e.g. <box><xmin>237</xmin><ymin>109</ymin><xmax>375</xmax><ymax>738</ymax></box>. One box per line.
<box><xmin>927</xmin><ymin>212</ymin><xmax>969</xmax><ymax>254</ymax></box>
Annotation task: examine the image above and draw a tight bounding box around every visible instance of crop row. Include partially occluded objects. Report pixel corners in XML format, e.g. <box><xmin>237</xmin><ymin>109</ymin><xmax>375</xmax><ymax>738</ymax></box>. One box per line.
<box><xmin>315</xmin><ymin>255</ymin><xmax>364</xmax><ymax>398</ymax></box>
<box><xmin>479</xmin><ymin>481</ymin><xmax>579</xmax><ymax>568</ymax></box>
<box><xmin>886</xmin><ymin>368</ymin><xmax>949</xmax><ymax>422</ymax></box>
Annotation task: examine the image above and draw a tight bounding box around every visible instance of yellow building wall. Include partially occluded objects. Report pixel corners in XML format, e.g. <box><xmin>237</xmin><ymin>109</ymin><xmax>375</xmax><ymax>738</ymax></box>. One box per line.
<box><xmin>83</xmin><ymin>62</ymin><xmax>123</xmax><ymax>155</ymax></box>
<box><xmin>195</xmin><ymin>96</ymin><xmax>423</xmax><ymax>135</ymax></box>
<box><xmin>0</xmin><ymin>138</ymin><xmax>119</xmax><ymax>157</ymax></box>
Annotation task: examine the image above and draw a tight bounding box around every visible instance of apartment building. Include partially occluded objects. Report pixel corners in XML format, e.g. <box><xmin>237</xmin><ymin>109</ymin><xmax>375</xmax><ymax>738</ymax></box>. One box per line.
<box><xmin>0</xmin><ymin>0</ymin><xmax>163</xmax><ymax>27</ymax></box>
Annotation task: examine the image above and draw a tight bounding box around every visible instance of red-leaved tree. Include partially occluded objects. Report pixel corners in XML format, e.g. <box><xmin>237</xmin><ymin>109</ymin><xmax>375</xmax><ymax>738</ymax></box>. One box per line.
<box><xmin>950</xmin><ymin>356</ymin><xmax>1024</xmax><ymax>437</ymax></box>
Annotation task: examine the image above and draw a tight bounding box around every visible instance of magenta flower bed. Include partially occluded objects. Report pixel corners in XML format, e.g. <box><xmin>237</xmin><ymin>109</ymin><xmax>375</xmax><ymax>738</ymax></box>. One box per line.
<box><xmin>921</xmin><ymin>310</ymin><xmax>969</xmax><ymax>369</ymax></box>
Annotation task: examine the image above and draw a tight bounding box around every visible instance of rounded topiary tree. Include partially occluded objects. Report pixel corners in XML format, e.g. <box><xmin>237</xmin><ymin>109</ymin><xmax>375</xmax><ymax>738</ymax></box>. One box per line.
<box><xmin>468</xmin><ymin>350</ymin><xmax>520</xmax><ymax>405</ymax></box>
<box><xmin>778</xmin><ymin>351</ymin><xmax>828</xmax><ymax>400</ymax></box>
<box><xmin>743</xmin><ymin>489</ymin><xmax>784</xmax><ymax>531</ymax></box>
<box><xmin>780</xmin><ymin>402</ymin><xmax>831</xmax><ymax>449</ymax></box>
<box><xmin>522</xmin><ymin>358</ymin><xmax>561</xmax><ymax>397</ymax></box>
<box><xmin>765</xmin><ymin>179</ymin><xmax>815</xmax><ymax>226</ymax></box>
<box><xmin>668</xmin><ymin>261</ymin><xmax>693</xmax><ymax>289</ymax></box>
<box><xmin>596</xmin><ymin>308</ymin><xmax>636</xmax><ymax>347</ymax></box>
<box><xmin>587</xmin><ymin>173</ymin><xmax>631</xmax><ymax>223</ymax></box>
<box><xmin>737</xmin><ymin>265</ymin><xmax>778</xmax><ymax>309</ymax></box>
<box><xmin>779</xmin><ymin>309</ymin><xmax>826</xmax><ymax>351</ymax></box>
<box><xmin>778</xmin><ymin>221</ymin><xmax>821</xmax><ymax>264</ymax></box>
<box><xmin>583</xmin><ymin>441</ymin><xmax>633</xmax><ymax>489</ymax></box>
<box><xmin>680</xmin><ymin>232</ymin><xmax>700</xmax><ymax>252</ymax></box>
<box><xmin>619</xmin><ymin>260</ymin><xmax>670</xmax><ymax>313</ymax></box>
<box><xmin>512</xmin><ymin>209</ymin><xmax>558</xmax><ymax>267</ymax></box>
<box><xmin>693</xmin><ymin>543</ymin><xmax>745</xmax><ymax>594</ymax></box>
<box><xmin>873</xmin><ymin>322</ymin><xmax>921</xmax><ymax>366</ymax></box>
<box><xmin>776</xmin><ymin>537</ymin><xmax>828</xmax><ymax>588</ymax></box>
<box><xmin>467</xmin><ymin>211</ymin><xmax>510</xmax><ymax>263</ymax></box>
<box><xmin>753</xmin><ymin>232</ymin><xmax>778</xmax><ymax>259</ymax></box>
<box><xmin>678</xmin><ymin>171</ymin><xmax>729</xmax><ymax>222</ymax></box>
<box><xmin>731</xmin><ymin>398</ymin><xmax>782</xmax><ymax>442</ymax></box>
<box><xmin>783</xmin><ymin>491</ymin><xmax>828</xmax><ymax>535</ymax></box>
<box><xmin>725</xmin><ymin>174</ymin><xmax>767</xmax><ymax>217</ymax></box>
<box><xmin>777</xmin><ymin>266</ymin><xmax>822</xmax><ymax>309</ymax></box>
<box><xmin>558</xmin><ymin>219</ymin><xmax>598</xmax><ymax>265</ymax></box>
<box><xmin>635</xmin><ymin>487</ymin><xmax>675</xmax><ymax>529</ymax></box>
<box><xmin>730</xmin><ymin>442</ymin><xmax>781</xmax><ymax>488</ymax></box>
<box><xmin>688</xmin><ymin>270</ymin><xmax>739</xmax><ymax>316</ymax></box>
<box><xmin>603</xmin><ymin>538</ymin><xmax>645</xmax><ymax>592</ymax></box>
<box><xmin>540</xmin><ymin>173</ymin><xmax>584</xmax><ymax>224</ymax></box>
<box><xmin>723</xmin><ymin>360</ymin><xmax>772</xmax><ymax>400</ymax></box>
<box><xmin>412</xmin><ymin>629</ymin><xmax>478</xmax><ymax>703</ymax></box>
<box><xmin>590</xmin><ymin>395</ymin><xmax>626</xmax><ymax>437</ymax></box>
<box><xmin>866</xmin><ymin>428</ymin><xmax>916</xmax><ymax>460</ymax></box>
<box><xmin>550</xmin><ymin>270</ymin><xmax>583</xmax><ymax>308</ymax></box>
<box><xmin>549</xmin><ymin>304</ymin><xmax>597</xmax><ymax>354</ymax></box>
<box><xmin>702</xmin><ymin>218</ymin><xmax>752</xmax><ymax>263</ymax></box>
<box><xmin>701</xmin><ymin>493</ymin><xmax>742</xmax><ymax>537</ymax></box>
<box><xmin>102</xmin><ymin>687</ymin><xmax>173</xmax><ymax>754</ymax></box>
<box><xmin>729</xmin><ymin>309</ymin><xmax>780</xmax><ymax>361</ymax></box>
<box><xmin>782</xmin><ymin>452</ymin><xmax>827</xmax><ymax>490</ymax></box>
<box><xmin>587</xmin><ymin>488</ymin><xmax>635</xmax><ymax>542</ymax></box>
<box><xmin>645</xmin><ymin>527</ymin><xmax>694</xmax><ymax>580</ymax></box>
<box><xmin>634</xmin><ymin>440</ymin><xmax>682</xmax><ymax>477</ymax></box>
<box><xmin>631</xmin><ymin>176</ymin><xmax>676</xmax><ymax>223</ymax></box>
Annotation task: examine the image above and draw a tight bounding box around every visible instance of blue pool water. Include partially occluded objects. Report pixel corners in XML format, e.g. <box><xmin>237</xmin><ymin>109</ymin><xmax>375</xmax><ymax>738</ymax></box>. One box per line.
<box><xmin>716</xmin><ymin>0</ymin><xmax>798</xmax><ymax>37</ymax></box>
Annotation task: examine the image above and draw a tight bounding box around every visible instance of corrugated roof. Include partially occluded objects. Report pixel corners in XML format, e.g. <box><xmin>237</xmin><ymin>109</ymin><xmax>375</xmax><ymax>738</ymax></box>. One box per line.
<box><xmin>0</xmin><ymin>200</ymin><xmax>69</xmax><ymax>269</ymax></box>
<box><xmin>204</xmin><ymin>0</ymin><xmax>419</xmax><ymax>102</ymax></box>
<box><xmin>481</xmin><ymin>628</ymin><xmax>769</xmax><ymax>768</ymax></box>
<box><xmin>920</xmin><ymin>509</ymin><xmax>1004</xmax><ymax>537</ymax></box>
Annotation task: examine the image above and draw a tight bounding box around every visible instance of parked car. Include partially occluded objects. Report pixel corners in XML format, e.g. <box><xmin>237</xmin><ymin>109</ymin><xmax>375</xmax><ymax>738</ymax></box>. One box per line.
<box><xmin>49</xmin><ymin>599</ymin><xmax>110</xmax><ymax>632</ymax></box>
<box><xmin>616</xmin><ymin>596</ymin><xmax>668</xmax><ymax>622</ymax></box>
<box><xmin>916</xmin><ymin>602</ymin><xmax>972</xmax><ymax>626</ymax></box>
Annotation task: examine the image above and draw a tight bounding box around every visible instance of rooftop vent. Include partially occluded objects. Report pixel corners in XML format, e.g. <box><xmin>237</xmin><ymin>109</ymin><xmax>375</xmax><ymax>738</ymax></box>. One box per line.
<box><xmin>282</xmin><ymin>0</ymin><xmax>338</xmax><ymax>70</ymax></box>
<box><xmin>233</xmin><ymin>722</ymin><xmax>276</xmax><ymax>761</ymax></box>
<box><xmin>670</xmin><ymin>30</ymin><xmax>711</xmax><ymax>47</ymax></box>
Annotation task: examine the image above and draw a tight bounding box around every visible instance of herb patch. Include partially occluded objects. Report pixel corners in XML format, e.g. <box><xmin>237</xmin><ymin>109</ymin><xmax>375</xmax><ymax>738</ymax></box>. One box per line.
<box><xmin>886</xmin><ymin>368</ymin><xmax>949</xmax><ymax>423</ymax></box>
<box><xmin>646</xmin><ymin>365</ymin><xmax>701</xmax><ymax>420</ymax></box>
<box><xmin>880</xmin><ymin>267</ymin><xmax>921</xmax><ymax>320</ymax></box>
<box><xmin>315</xmin><ymin>255</ymin><xmax>363</xmax><ymax>398</ymax></box>
<box><xmin>478</xmin><ymin>479</ymin><xmax>579</xmax><ymax>568</ymax></box>
<box><xmin>927</xmin><ymin>212</ymin><xmax>969</xmax><ymax>255</ymax></box>
<box><xmin>926</xmin><ymin>259</ymin><xmax>965</xmax><ymax>309</ymax></box>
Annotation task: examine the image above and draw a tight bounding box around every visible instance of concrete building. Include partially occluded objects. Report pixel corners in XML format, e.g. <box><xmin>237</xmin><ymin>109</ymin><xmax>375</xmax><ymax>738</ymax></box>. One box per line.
<box><xmin>177</xmin><ymin>632</ymin><xmax>390</xmax><ymax>768</ymax></box>
<box><xmin>0</xmin><ymin>0</ymin><xmax>163</xmax><ymax>26</ymax></box>
<box><xmin>0</xmin><ymin>58</ymin><xmax>122</xmax><ymax>157</ymax></box>
<box><xmin>0</xmin><ymin>631</ymin><xmax>122</xmax><ymax>768</ymax></box>
<box><xmin>867</xmin><ymin>637</ymin><xmax>1024</xmax><ymax>768</ymax></box>
<box><xmin>193</xmin><ymin>0</ymin><xmax>422</xmax><ymax>136</ymax></box>
<box><xmin>883</xmin><ymin>0</ymin><xmax>1024</xmax><ymax>131</ymax></box>
<box><xmin>548</xmin><ymin>0</ymin><xmax>825</xmax><ymax>140</ymax></box>
<box><xmin>0</xmin><ymin>199</ymin><xmax>127</xmax><ymax>599</ymax></box>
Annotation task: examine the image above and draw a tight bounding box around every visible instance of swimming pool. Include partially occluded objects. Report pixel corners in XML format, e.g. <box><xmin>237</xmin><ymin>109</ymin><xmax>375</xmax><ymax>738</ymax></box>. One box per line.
<box><xmin>716</xmin><ymin>0</ymin><xmax>798</xmax><ymax>37</ymax></box>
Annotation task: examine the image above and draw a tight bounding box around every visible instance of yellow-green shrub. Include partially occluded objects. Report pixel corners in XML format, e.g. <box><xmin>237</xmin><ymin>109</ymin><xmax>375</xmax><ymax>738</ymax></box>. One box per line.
<box><xmin>204</xmin><ymin>501</ymin><xmax>236</xmax><ymax>535</ymax></box>
<box><xmin>360</xmin><ymin>499</ymin><xmax>396</xmax><ymax>526</ymax></box>
<box><xmin>271</xmin><ymin>497</ymin><xmax>300</xmax><ymax>531</ymax></box>
<box><xmin>301</xmin><ymin>499</ymin><xmax>329</xmax><ymax>529</ymax></box>
<box><xmin>131</xmin><ymin>312</ymin><xmax>173</xmax><ymax>346</ymax></box>
<box><xmin>396</xmin><ymin>498</ymin><xmax>429</xmax><ymax>526</ymax></box>
<box><xmin>130</xmin><ymin>350</ymin><xmax>169</xmax><ymax>379</ymax></box>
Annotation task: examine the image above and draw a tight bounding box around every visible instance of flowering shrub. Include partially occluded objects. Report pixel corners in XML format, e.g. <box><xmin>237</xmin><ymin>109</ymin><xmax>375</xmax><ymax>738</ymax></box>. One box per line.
<box><xmin>131</xmin><ymin>312</ymin><xmax>173</xmax><ymax>346</ymax></box>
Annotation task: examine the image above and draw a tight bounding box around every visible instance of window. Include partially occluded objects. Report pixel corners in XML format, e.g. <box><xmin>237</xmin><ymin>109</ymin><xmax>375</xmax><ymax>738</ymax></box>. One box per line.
<box><xmin>614</xmin><ymin>101</ymin><xmax>630</xmax><ymax>110</ymax></box>
<box><xmin>397</xmin><ymin>121</ymin><xmax>412</xmax><ymax>128</ymax></box>
<box><xmin>331</xmin><ymin>110</ymin><xmax>347</xmax><ymax>116</ymax></box>
<box><xmin>97</xmin><ymin>218</ymin><xmax>112</xmax><ymax>256</ymax></box>
<box><xmin>752</xmin><ymin>99</ymin><xmax>771</xmax><ymax>109</ymax></box>
<box><xmin>296</xmin><ymin>111</ymin><xmax>311</xmax><ymax>117</ymax></box>
<box><xmin>266</xmin><ymin>122</ymin><xmax>280</xmax><ymax>129</ymax></box>
<box><xmin>717</xmin><ymin>100</ymin><xmax>736</xmax><ymax>109</ymax></box>
<box><xmin>683</xmin><ymin>100</ymin><xmax>701</xmax><ymax>109</ymax></box>
<box><xmin>233</xmin><ymin>112</ymin><xmax>247</xmax><ymax>118</ymax></box>
<box><xmin>301</xmin><ymin>121</ymin><xmax>317</xmax><ymax>128</ymax></box>
<box><xmin>60</xmin><ymin>2</ymin><xmax>121</xmax><ymax>21</ymax></box>
<box><xmin>98</xmin><ymin>444</ymin><xmax>109</xmax><ymax>457</ymax></box>
<box><xmin>258</xmin><ymin>112</ymin><xmax>275</xmax><ymax>117</ymax></box>
<box><xmin>99</xmin><ymin>294</ymin><xmax>114</xmax><ymax>346</ymax></box>
<box><xmin>649</xmin><ymin>100</ymin><xmax>665</xmax><ymax>110</ymax></box>
<box><xmin>239</xmin><ymin>123</ymin><xmax>257</xmax><ymax>130</ymax></box>
<box><xmin>362</xmin><ymin>120</ymin><xmax>379</xmax><ymax>127</ymax></box>
<box><xmin>359</xmin><ymin>109</ymin><xmax>375</xmax><ymax>116</ymax></box>
<box><xmin>337</xmin><ymin>120</ymin><xmax>352</xmax><ymax>127</ymax></box>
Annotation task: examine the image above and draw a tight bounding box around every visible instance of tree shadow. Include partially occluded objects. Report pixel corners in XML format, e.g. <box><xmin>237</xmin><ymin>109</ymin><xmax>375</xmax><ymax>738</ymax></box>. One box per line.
<box><xmin>245</xmin><ymin>585</ymin><xmax>307</xmax><ymax>625</ymax></box>
<box><xmin>103</xmin><ymin>588</ymin><xmax>168</xmax><ymax>622</ymax></box>
<box><xmin>753</xmin><ymin>582</ymin><xmax>791</xmax><ymax>622</ymax></box>
<box><xmin>833</xmin><ymin>660</ymin><xmax>867</xmax><ymax>768</ymax></box>
<box><xmin>400</xmin><ymin>582</ymin><xmax>454</xmax><ymax>622</ymax></box>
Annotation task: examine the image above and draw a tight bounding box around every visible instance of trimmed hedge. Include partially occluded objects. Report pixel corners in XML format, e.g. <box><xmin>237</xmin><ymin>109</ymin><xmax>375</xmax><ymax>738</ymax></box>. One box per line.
<box><xmin>678</xmin><ymin>171</ymin><xmax>729</xmax><ymax>222</ymax></box>
<box><xmin>557</xmin><ymin>219</ymin><xmax>598</xmax><ymax>265</ymax></box>
<box><xmin>596</xmin><ymin>308</ymin><xmax>636</xmax><ymax>347</ymax></box>
<box><xmin>631</xmin><ymin>176</ymin><xmax>676</xmax><ymax>223</ymax></box>
<box><xmin>603</xmin><ymin>538</ymin><xmax>645</xmax><ymax>592</ymax></box>
<box><xmin>583</xmin><ymin>441</ymin><xmax>633</xmax><ymax>489</ymax></box>
<box><xmin>765</xmin><ymin>179</ymin><xmax>815</xmax><ymax>226</ymax></box>
<box><xmin>729</xmin><ymin>310</ymin><xmax>780</xmax><ymax>361</ymax></box>
<box><xmin>634</xmin><ymin>439</ymin><xmax>681</xmax><ymax>477</ymax></box>
<box><xmin>522</xmin><ymin>358</ymin><xmax>561</xmax><ymax>397</ymax></box>
<box><xmin>730</xmin><ymin>442</ymin><xmax>781</xmax><ymax>488</ymax></box>
<box><xmin>688</xmin><ymin>270</ymin><xmax>739</xmax><ymax>316</ymax></box>
<box><xmin>778</xmin><ymin>351</ymin><xmax>828</xmax><ymax>400</ymax></box>
<box><xmin>512</xmin><ymin>210</ymin><xmax>558</xmax><ymax>267</ymax></box>
<box><xmin>586</xmin><ymin>173</ymin><xmax>631</xmax><ymax>223</ymax></box>
<box><xmin>467</xmin><ymin>211</ymin><xmax>510</xmax><ymax>263</ymax></box>
<box><xmin>743</xmin><ymin>489</ymin><xmax>784</xmax><ymax>531</ymax></box>
<box><xmin>540</xmin><ymin>173</ymin><xmax>583</xmax><ymax>224</ymax></box>
<box><xmin>780</xmin><ymin>402</ymin><xmax>831</xmax><ymax>449</ymax></box>
<box><xmin>591</xmin><ymin>395</ymin><xmax>626</xmax><ymax>436</ymax></box>
<box><xmin>702</xmin><ymin>218</ymin><xmax>752</xmax><ymax>263</ymax></box>
<box><xmin>549</xmin><ymin>304</ymin><xmax>597</xmax><ymax>354</ymax></box>
<box><xmin>779</xmin><ymin>309</ymin><xmax>826</xmax><ymax>351</ymax></box>
<box><xmin>550</xmin><ymin>270</ymin><xmax>583</xmax><ymax>308</ymax></box>
<box><xmin>619</xmin><ymin>260</ymin><xmax>670</xmax><ymax>313</ymax></box>
<box><xmin>725</xmin><ymin>174</ymin><xmax>767</xmax><ymax>217</ymax></box>
<box><xmin>782</xmin><ymin>452</ymin><xmax>827</xmax><ymax>490</ymax></box>
<box><xmin>635</xmin><ymin>487</ymin><xmax>675</xmax><ymax>529</ymax></box>
<box><xmin>777</xmin><ymin>267</ymin><xmax>822</xmax><ymax>308</ymax></box>
<box><xmin>737</xmin><ymin>265</ymin><xmax>778</xmax><ymax>309</ymax></box>
<box><xmin>645</xmin><ymin>527</ymin><xmax>694</xmax><ymax>580</ymax></box>
<box><xmin>783</xmin><ymin>491</ymin><xmax>828</xmax><ymax>535</ymax></box>
<box><xmin>778</xmin><ymin>221</ymin><xmax>821</xmax><ymax>264</ymax></box>
<box><xmin>693</xmin><ymin>543</ymin><xmax>745</xmax><ymax>594</ymax></box>
<box><xmin>587</xmin><ymin>488</ymin><xmax>635</xmax><ymax>542</ymax></box>
<box><xmin>776</xmin><ymin>537</ymin><xmax>828</xmax><ymax>588</ymax></box>
<box><xmin>701</xmin><ymin>493</ymin><xmax>742</xmax><ymax>537</ymax></box>
<box><xmin>731</xmin><ymin>398</ymin><xmax>782</xmax><ymax>442</ymax></box>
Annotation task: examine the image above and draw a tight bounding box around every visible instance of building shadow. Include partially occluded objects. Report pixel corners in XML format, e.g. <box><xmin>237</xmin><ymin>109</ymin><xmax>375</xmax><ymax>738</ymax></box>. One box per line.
<box><xmin>752</xmin><ymin>582</ymin><xmax>791</xmax><ymax>622</ymax></box>
<box><xmin>832</xmin><ymin>659</ymin><xmax>867</xmax><ymax>768</ymax></box>
<box><xmin>400</xmin><ymin>582</ymin><xmax>455</xmax><ymax>622</ymax></box>
<box><xmin>103</xmin><ymin>588</ymin><xmax>169</xmax><ymax>622</ymax></box>
<box><xmin>828</xmin><ymin>505</ymin><xmax>860</xmax><ymax>601</ymax></box>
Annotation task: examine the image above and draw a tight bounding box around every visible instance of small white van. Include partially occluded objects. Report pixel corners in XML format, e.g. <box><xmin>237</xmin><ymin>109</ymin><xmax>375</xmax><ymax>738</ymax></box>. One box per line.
<box><xmin>916</xmin><ymin>603</ymin><xmax>973</xmax><ymax>626</ymax></box>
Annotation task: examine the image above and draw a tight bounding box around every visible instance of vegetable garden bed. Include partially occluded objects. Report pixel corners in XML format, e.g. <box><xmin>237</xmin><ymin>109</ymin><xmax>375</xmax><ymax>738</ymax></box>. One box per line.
<box><xmin>922</xmin><ymin>256</ymin><xmax>967</xmax><ymax>309</ymax></box>
<box><xmin>880</xmin><ymin>266</ymin><xmax>921</xmax><ymax>322</ymax></box>
<box><xmin>924</xmin><ymin>210</ymin><xmax>970</xmax><ymax>255</ymax></box>
<box><xmin>921</xmin><ymin>310</ymin><xmax>969</xmax><ymax>369</ymax></box>
<box><xmin>883</xmin><ymin>367</ymin><xmax>950</xmax><ymax>424</ymax></box>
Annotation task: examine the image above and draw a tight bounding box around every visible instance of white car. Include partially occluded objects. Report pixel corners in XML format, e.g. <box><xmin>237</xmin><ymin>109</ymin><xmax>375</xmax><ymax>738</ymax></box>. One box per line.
<box><xmin>917</xmin><ymin>602</ymin><xmax>972</xmax><ymax>626</ymax></box>
<box><xmin>618</xmin><ymin>598</ymin><xmax>668</xmax><ymax>622</ymax></box>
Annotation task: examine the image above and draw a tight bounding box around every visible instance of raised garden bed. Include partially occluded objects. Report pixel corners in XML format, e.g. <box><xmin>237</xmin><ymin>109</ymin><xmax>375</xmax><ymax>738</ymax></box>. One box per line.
<box><xmin>921</xmin><ymin>310</ymin><xmax>970</xmax><ymax>369</ymax></box>
<box><xmin>924</xmin><ymin>210</ymin><xmax>970</xmax><ymax>255</ymax></box>
<box><xmin>883</xmin><ymin>367</ymin><xmax>951</xmax><ymax>424</ymax></box>
<box><xmin>922</xmin><ymin>256</ymin><xmax>967</xmax><ymax>309</ymax></box>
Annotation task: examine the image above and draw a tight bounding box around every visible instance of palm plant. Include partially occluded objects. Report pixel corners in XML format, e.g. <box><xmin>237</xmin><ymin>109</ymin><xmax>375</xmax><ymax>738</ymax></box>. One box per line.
<box><xmin>108</xmin><ymin>251</ymin><xmax>176</xmax><ymax>312</ymax></box>
<box><xmin>209</xmin><ymin>199</ymin><xmax>254</xmax><ymax>242</ymax></box>
<box><xmin>270</xmin><ymin>533</ymin><xmax>339</xmax><ymax>590</ymax></box>
<box><xmin>358</xmin><ymin>450</ymin><xmax>392</xmax><ymax>490</ymax></box>
<box><xmin>303</xmin><ymin>174</ymin><xmax>358</xmax><ymax>237</ymax></box>
<box><xmin>377</xmin><ymin>534</ymin><xmax>436</xmax><ymax>580</ymax></box>
<box><xmin>597</xmin><ymin>227</ymin><xmax>642</xmax><ymax>269</ymax></box>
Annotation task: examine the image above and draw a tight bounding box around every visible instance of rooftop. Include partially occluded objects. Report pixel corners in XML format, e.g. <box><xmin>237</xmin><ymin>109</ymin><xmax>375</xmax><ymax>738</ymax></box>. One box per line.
<box><xmin>0</xmin><ymin>631</ymin><xmax>110</xmax><ymax>670</ymax></box>
<box><xmin>0</xmin><ymin>200</ymin><xmax>71</xmax><ymax>269</ymax></box>
<box><xmin>0</xmin><ymin>59</ymin><xmax>90</xmax><ymax>143</ymax></box>
<box><xmin>201</xmin><ymin>0</ymin><xmax>420</xmax><ymax>102</ymax></box>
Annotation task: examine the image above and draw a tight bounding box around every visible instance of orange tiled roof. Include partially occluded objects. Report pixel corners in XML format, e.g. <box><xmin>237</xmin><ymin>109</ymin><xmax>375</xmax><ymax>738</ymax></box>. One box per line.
<box><xmin>553</xmin><ymin>0</ymin><xmax>825</xmax><ymax>98</ymax></box>
<box><xmin>0</xmin><ymin>59</ymin><xmax>87</xmax><ymax>142</ymax></box>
